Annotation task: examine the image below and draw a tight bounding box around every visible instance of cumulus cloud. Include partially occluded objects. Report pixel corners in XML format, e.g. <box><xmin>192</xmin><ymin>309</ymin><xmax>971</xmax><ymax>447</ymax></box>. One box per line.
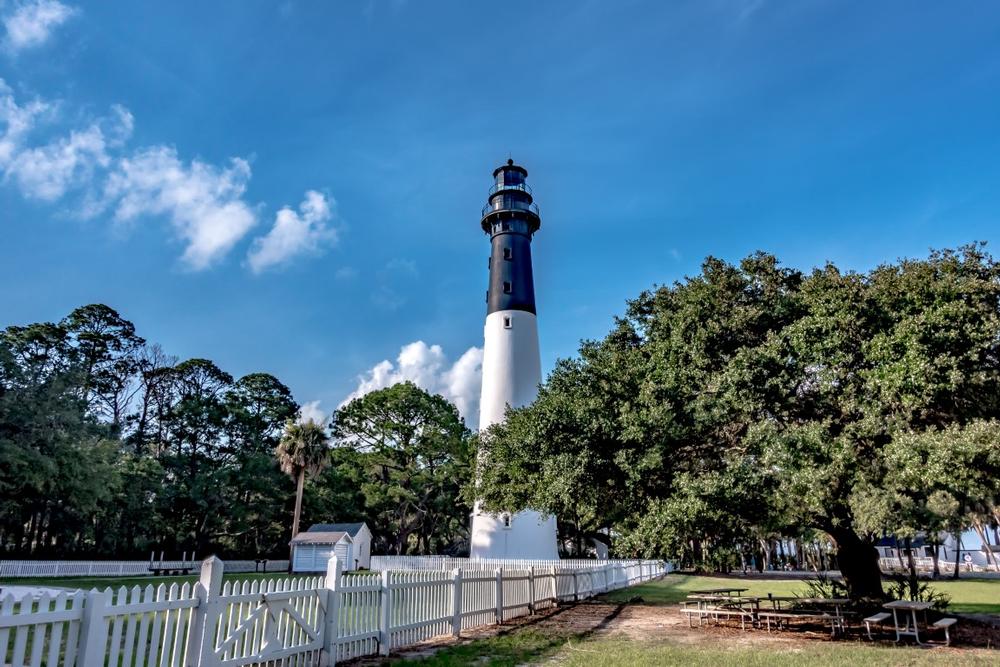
<box><xmin>247</xmin><ymin>190</ymin><xmax>337</xmax><ymax>273</ymax></box>
<box><xmin>297</xmin><ymin>399</ymin><xmax>328</xmax><ymax>425</ymax></box>
<box><xmin>343</xmin><ymin>341</ymin><xmax>483</xmax><ymax>426</ymax></box>
<box><xmin>100</xmin><ymin>146</ymin><xmax>258</xmax><ymax>270</ymax></box>
<box><xmin>0</xmin><ymin>78</ymin><xmax>334</xmax><ymax>272</ymax></box>
<box><xmin>3</xmin><ymin>0</ymin><xmax>77</xmax><ymax>52</ymax></box>
<box><xmin>6</xmin><ymin>105</ymin><xmax>131</xmax><ymax>201</ymax></box>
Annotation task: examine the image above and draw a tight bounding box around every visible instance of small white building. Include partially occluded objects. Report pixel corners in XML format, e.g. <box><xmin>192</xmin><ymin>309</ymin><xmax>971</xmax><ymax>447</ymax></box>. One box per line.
<box><xmin>290</xmin><ymin>531</ymin><xmax>353</xmax><ymax>573</ymax></box>
<box><xmin>305</xmin><ymin>523</ymin><xmax>373</xmax><ymax>570</ymax></box>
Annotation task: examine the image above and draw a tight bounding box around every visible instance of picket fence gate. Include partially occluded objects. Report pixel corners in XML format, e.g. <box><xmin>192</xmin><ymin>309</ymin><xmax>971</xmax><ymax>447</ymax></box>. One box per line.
<box><xmin>0</xmin><ymin>556</ymin><xmax>666</xmax><ymax>666</ymax></box>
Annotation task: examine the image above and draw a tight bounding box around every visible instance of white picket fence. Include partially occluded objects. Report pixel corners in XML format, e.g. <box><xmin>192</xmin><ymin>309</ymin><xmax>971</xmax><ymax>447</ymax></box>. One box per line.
<box><xmin>0</xmin><ymin>556</ymin><xmax>666</xmax><ymax>666</ymax></box>
<box><xmin>0</xmin><ymin>560</ymin><xmax>289</xmax><ymax>579</ymax></box>
<box><xmin>371</xmin><ymin>555</ymin><xmax>671</xmax><ymax>577</ymax></box>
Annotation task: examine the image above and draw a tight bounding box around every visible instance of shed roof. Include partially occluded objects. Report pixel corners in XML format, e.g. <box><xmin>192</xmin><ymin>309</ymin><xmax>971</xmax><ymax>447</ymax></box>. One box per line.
<box><xmin>308</xmin><ymin>522</ymin><xmax>368</xmax><ymax>538</ymax></box>
<box><xmin>290</xmin><ymin>531</ymin><xmax>352</xmax><ymax>545</ymax></box>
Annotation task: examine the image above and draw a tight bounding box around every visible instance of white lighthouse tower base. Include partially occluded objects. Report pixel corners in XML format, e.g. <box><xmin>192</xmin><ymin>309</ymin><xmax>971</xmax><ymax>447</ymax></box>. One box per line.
<box><xmin>471</xmin><ymin>309</ymin><xmax>559</xmax><ymax>559</ymax></box>
<box><xmin>471</xmin><ymin>504</ymin><xmax>559</xmax><ymax>559</ymax></box>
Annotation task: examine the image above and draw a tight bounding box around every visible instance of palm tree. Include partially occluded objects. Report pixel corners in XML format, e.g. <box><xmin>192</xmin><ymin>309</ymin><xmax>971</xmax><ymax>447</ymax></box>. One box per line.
<box><xmin>276</xmin><ymin>419</ymin><xmax>331</xmax><ymax>539</ymax></box>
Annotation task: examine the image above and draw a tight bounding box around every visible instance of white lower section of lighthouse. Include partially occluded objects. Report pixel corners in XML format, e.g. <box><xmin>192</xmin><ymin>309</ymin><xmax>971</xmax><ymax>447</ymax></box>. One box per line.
<box><xmin>470</xmin><ymin>309</ymin><xmax>559</xmax><ymax>559</ymax></box>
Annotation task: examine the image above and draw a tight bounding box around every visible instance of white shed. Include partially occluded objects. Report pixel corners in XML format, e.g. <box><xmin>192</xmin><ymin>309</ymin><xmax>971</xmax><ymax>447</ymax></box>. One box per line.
<box><xmin>290</xmin><ymin>531</ymin><xmax>353</xmax><ymax>573</ymax></box>
<box><xmin>307</xmin><ymin>523</ymin><xmax>373</xmax><ymax>570</ymax></box>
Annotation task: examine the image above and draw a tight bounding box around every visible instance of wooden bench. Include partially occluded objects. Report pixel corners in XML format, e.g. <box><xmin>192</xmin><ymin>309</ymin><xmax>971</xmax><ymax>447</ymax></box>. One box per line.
<box><xmin>758</xmin><ymin>610</ymin><xmax>838</xmax><ymax>635</ymax></box>
<box><xmin>864</xmin><ymin>612</ymin><xmax>891</xmax><ymax>640</ymax></box>
<box><xmin>932</xmin><ymin>617</ymin><xmax>957</xmax><ymax>646</ymax></box>
<box><xmin>680</xmin><ymin>604</ymin><xmax>754</xmax><ymax>630</ymax></box>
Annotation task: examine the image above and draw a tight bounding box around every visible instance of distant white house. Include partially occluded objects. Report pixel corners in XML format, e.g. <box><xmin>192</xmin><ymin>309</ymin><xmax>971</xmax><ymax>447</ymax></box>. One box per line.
<box><xmin>290</xmin><ymin>531</ymin><xmax>353</xmax><ymax>573</ymax></box>
<box><xmin>876</xmin><ymin>527</ymin><xmax>1000</xmax><ymax>570</ymax></box>
<box><xmin>309</xmin><ymin>523</ymin><xmax>372</xmax><ymax>569</ymax></box>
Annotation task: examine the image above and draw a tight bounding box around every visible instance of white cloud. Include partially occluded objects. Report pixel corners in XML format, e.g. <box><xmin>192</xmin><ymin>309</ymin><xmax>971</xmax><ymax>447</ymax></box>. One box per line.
<box><xmin>0</xmin><ymin>77</ymin><xmax>335</xmax><ymax>272</ymax></box>
<box><xmin>5</xmin><ymin>105</ymin><xmax>131</xmax><ymax>201</ymax></box>
<box><xmin>3</xmin><ymin>0</ymin><xmax>77</xmax><ymax>53</ymax></box>
<box><xmin>247</xmin><ymin>190</ymin><xmax>337</xmax><ymax>273</ymax></box>
<box><xmin>343</xmin><ymin>341</ymin><xmax>483</xmax><ymax>426</ymax></box>
<box><xmin>298</xmin><ymin>399</ymin><xmax>328</xmax><ymax>425</ymax></box>
<box><xmin>102</xmin><ymin>146</ymin><xmax>258</xmax><ymax>270</ymax></box>
<box><xmin>0</xmin><ymin>79</ymin><xmax>48</xmax><ymax>165</ymax></box>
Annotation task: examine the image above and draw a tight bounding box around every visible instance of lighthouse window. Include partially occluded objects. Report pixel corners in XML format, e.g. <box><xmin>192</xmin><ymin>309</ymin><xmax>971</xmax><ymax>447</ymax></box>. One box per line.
<box><xmin>503</xmin><ymin>316</ymin><xmax>512</xmax><ymax>329</ymax></box>
<box><xmin>488</xmin><ymin>256</ymin><xmax>491</xmax><ymax>268</ymax></box>
<box><xmin>503</xmin><ymin>247</ymin><xmax>512</xmax><ymax>260</ymax></box>
<box><xmin>501</xmin><ymin>513</ymin><xmax>512</xmax><ymax>529</ymax></box>
<box><xmin>503</xmin><ymin>281</ymin><xmax>512</xmax><ymax>294</ymax></box>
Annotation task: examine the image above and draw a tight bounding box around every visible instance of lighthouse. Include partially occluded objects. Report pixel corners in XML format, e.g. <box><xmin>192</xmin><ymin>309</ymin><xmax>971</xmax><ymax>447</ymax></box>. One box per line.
<box><xmin>470</xmin><ymin>159</ymin><xmax>559</xmax><ymax>560</ymax></box>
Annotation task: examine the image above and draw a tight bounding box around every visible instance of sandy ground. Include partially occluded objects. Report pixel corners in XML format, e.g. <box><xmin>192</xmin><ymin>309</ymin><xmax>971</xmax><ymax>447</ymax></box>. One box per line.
<box><xmin>358</xmin><ymin>600</ymin><xmax>1000</xmax><ymax>664</ymax></box>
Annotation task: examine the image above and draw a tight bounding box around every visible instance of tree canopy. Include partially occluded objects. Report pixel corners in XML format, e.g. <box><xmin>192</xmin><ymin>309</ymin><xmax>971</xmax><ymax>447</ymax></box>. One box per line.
<box><xmin>330</xmin><ymin>382</ymin><xmax>474</xmax><ymax>555</ymax></box>
<box><xmin>476</xmin><ymin>245</ymin><xmax>1000</xmax><ymax>598</ymax></box>
<box><xmin>0</xmin><ymin>305</ymin><xmax>472</xmax><ymax>559</ymax></box>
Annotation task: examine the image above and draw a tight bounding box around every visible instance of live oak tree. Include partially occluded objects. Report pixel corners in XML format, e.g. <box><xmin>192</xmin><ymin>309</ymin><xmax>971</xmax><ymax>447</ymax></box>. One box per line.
<box><xmin>330</xmin><ymin>382</ymin><xmax>473</xmax><ymax>555</ymax></box>
<box><xmin>477</xmin><ymin>245</ymin><xmax>1000</xmax><ymax>600</ymax></box>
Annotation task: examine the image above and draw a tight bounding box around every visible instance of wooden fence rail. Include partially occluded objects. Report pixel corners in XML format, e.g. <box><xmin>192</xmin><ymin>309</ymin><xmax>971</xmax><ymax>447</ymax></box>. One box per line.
<box><xmin>0</xmin><ymin>556</ymin><xmax>666</xmax><ymax>666</ymax></box>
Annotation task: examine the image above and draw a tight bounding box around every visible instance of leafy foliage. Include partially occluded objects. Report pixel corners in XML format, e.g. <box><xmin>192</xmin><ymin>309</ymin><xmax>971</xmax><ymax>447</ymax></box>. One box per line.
<box><xmin>477</xmin><ymin>245</ymin><xmax>1000</xmax><ymax>598</ymax></box>
<box><xmin>331</xmin><ymin>382</ymin><xmax>474</xmax><ymax>555</ymax></box>
<box><xmin>0</xmin><ymin>305</ymin><xmax>469</xmax><ymax>559</ymax></box>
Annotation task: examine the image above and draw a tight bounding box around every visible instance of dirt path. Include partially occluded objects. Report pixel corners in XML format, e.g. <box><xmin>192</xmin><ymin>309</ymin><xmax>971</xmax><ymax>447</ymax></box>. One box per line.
<box><xmin>359</xmin><ymin>600</ymin><xmax>1000</xmax><ymax>663</ymax></box>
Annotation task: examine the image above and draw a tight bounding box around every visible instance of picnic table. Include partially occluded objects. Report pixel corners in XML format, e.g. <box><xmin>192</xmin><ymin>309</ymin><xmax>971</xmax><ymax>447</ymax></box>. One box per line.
<box><xmin>689</xmin><ymin>587</ymin><xmax>747</xmax><ymax>597</ymax></box>
<box><xmin>682</xmin><ymin>592</ymin><xmax>756</xmax><ymax>629</ymax></box>
<box><xmin>757</xmin><ymin>597</ymin><xmax>853</xmax><ymax>636</ymax></box>
<box><xmin>883</xmin><ymin>600</ymin><xmax>933</xmax><ymax>644</ymax></box>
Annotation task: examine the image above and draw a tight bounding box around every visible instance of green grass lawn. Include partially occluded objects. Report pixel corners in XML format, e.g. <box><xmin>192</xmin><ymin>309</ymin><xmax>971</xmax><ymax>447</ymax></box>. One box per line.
<box><xmin>400</xmin><ymin>632</ymin><xmax>998</xmax><ymax>666</ymax></box>
<box><xmin>400</xmin><ymin>574</ymin><xmax>1000</xmax><ymax>666</ymax></box>
<box><xmin>602</xmin><ymin>573</ymin><xmax>1000</xmax><ymax>614</ymax></box>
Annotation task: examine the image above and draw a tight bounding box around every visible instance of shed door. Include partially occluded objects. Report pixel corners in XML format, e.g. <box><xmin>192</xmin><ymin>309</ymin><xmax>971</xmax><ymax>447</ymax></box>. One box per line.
<box><xmin>334</xmin><ymin>541</ymin><xmax>353</xmax><ymax>571</ymax></box>
<box><xmin>314</xmin><ymin>546</ymin><xmax>335</xmax><ymax>572</ymax></box>
<box><xmin>292</xmin><ymin>544</ymin><xmax>316</xmax><ymax>572</ymax></box>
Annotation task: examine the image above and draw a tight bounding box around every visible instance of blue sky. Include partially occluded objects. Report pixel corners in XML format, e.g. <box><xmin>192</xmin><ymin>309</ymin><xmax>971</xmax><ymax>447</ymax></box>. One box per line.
<box><xmin>3</xmin><ymin>1</ymin><xmax>1000</xmax><ymax>425</ymax></box>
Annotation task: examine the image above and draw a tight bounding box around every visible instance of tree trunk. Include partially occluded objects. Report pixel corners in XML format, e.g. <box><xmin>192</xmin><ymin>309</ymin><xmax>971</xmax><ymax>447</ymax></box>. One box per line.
<box><xmin>291</xmin><ymin>469</ymin><xmax>305</xmax><ymax>538</ymax></box>
<box><xmin>951</xmin><ymin>531</ymin><xmax>962</xmax><ymax>580</ymax></box>
<box><xmin>973</xmin><ymin>521</ymin><xmax>1000</xmax><ymax>571</ymax></box>
<box><xmin>904</xmin><ymin>536</ymin><xmax>918</xmax><ymax>599</ymax></box>
<box><xmin>829</xmin><ymin>527</ymin><xmax>884</xmax><ymax>600</ymax></box>
<box><xmin>929</xmin><ymin>536</ymin><xmax>940</xmax><ymax>579</ymax></box>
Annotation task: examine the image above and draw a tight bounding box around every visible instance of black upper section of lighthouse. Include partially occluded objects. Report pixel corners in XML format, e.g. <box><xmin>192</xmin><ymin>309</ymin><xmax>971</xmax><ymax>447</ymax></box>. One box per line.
<box><xmin>482</xmin><ymin>159</ymin><xmax>541</xmax><ymax>316</ymax></box>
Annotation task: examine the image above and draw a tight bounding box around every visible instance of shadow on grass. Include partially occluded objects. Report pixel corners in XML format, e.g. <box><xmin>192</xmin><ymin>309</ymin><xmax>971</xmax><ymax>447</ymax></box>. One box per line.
<box><xmin>951</xmin><ymin>603</ymin><xmax>1000</xmax><ymax>615</ymax></box>
<box><xmin>395</xmin><ymin>603</ymin><xmax>627</xmax><ymax>666</ymax></box>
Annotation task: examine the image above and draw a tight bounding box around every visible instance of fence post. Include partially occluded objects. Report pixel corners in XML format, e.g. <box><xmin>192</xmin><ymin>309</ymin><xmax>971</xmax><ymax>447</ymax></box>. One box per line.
<box><xmin>77</xmin><ymin>588</ymin><xmax>111</xmax><ymax>667</ymax></box>
<box><xmin>550</xmin><ymin>566</ymin><xmax>557</xmax><ymax>604</ymax></box>
<box><xmin>321</xmin><ymin>556</ymin><xmax>343</xmax><ymax>667</ymax></box>
<box><xmin>451</xmin><ymin>568</ymin><xmax>462</xmax><ymax>637</ymax></box>
<box><xmin>186</xmin><ymin>556</ymin><xmax>224</xmax><ymax>667</ymax></box>
<box><xmin>527</xmin><ymin>566</ymin><xmax>535</xmax><ymax>615</ymax></box>
<box><xmin>494</xmin><ymin>568</ymin><xmax>503</xmax><ymax>625</ymax></box>
<box><xmin>572</xmin><ymin>571</ymin><xmax>579</xmax><ymax>602</ymax></box>
<box><xmin>379</xmin><ymin>570</ymin><xmax>391</xmax><ymax>656</ymax></box>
